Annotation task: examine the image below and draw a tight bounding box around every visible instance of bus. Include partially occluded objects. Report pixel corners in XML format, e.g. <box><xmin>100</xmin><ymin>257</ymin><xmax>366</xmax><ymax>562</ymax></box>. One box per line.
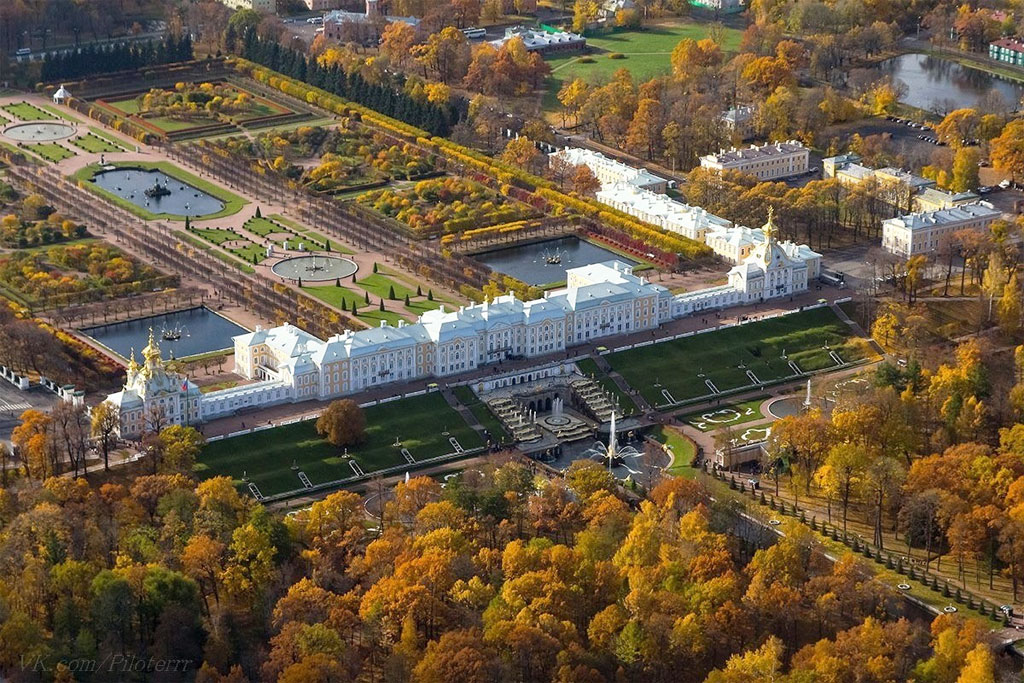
<box><xmin>461</xmin><ymin>27</ymin><xmax>486</xmax><ymax>39</ymax></box>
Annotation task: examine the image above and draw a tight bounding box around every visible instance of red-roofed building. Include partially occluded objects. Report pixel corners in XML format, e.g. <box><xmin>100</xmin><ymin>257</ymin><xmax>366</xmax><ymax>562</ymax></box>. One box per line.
<box><xmin>990</xmin><ymin>37</ymin><xmax>1024</xmax><ymax>65</ymax></box>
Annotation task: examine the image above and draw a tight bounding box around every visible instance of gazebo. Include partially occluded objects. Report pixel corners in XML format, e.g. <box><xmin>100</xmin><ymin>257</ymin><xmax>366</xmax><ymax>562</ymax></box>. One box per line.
<box><xmin>52</xmin><ymin>84</ymin><xmax>71</xmax><ymax>105</ymax></box>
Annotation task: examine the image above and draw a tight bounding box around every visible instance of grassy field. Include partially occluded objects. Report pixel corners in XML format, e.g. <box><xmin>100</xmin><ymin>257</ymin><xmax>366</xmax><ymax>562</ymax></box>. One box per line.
<box><xmin>196</xmin><ymin>392</ymin><xmax>484</xmax><ymax>497</ymax></box>
<box><xmin>174</xmin><ymin>231</ymin><xmax>256</xmax><ymax>274</ymax></box>
<box><xmin>2</xmin><ymin>102</ymin><xmax>57</xmax><ymax>121</ymax></box>
<box><xmin>302</xmin><ymin>284</ymin><xmax>406</xmax><ymax>327</ymax></box>
<box><xmin>452</xmin><ymin>384</ymin><xmax>510</xmax><ymax>442</ymax></box>
<box><xmin>543</xmin><ymin>22</ymin><xmax>744</xmax><ymax>111</ymax></box>
<box><xmin>72</xmin><ymin>160</ymin><xmax>247</xmax><ymax>221</ymax></box>
<box><xmin>649</xmin><ymin>425</ymin><xmax>697</xmax><ymax>478</ymax></box>
<box><xmin>25</xmin><ymin>142</ymin><xmax>75</xmax><ymax>162</ymax></box>
<box><xmin>71</xmin><ymin>132</ymin><xmax>125</xmax><ymax>153</ymax></box>
<box><xmin>88</xmin><ymin>127</ymin><xmax>130</xmax><ymax>149</ymax></box>
<box><xmin>607</xmin><ymin>308</ymin><xmax>874</xmax><ymax>407</ymax></box>
<box><xmin>681</xmin><ymin>396</ymin><xmax>769</xmax><ymax>432</ymax></box>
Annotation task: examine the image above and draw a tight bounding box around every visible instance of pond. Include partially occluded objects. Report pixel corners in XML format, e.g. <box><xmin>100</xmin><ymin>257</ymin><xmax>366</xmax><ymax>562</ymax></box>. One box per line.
<box><xmin>473</xmin><ymin>236</ymin><xmax>638</xmax><ymax>286</ymax></box>
<box><xmin>84</xmin><ymin>306</ymin><xmax>249</xmax><ymax>360</ymax></box>
<box><xmin>90</xmin><ymin>166</ymin><xmax>225</xmax><ymax>217</ymax></box>
<box><xmin>874</xmin><ymin>52</ymin><xmax>1024</xmax><ymax>112</ymax></box>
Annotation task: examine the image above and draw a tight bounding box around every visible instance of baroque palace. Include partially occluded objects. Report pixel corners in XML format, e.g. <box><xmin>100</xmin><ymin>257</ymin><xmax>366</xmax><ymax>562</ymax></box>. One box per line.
<box><xmin>105</xmin><ymin>213</ymin><xmax>814</xmax><ymax>437</ymax></box>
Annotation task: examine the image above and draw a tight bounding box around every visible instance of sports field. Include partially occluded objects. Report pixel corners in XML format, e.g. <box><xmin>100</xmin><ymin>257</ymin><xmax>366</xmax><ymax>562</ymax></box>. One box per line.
<box><xmin>543</xmin><ymin>22</ymin><xmax>744</xmax><ymax>111</ymax></box>
<box><xmin>196</xmin><ymin>392</ymin><xmax>484</xmax><ymax>498</ymax></box>
<box><xmin>606</xmin><ymin>308</ymin><xmax>875</xmax><ymax>407</ymax></box>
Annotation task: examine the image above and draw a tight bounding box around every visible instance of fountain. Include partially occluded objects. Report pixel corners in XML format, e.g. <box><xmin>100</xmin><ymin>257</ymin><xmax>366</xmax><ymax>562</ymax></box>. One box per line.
<box><xmin>271</xmin><ymin>255</ymin><xmax>358</xmax><ymax>282</ymax></box>
<box><xmin>144</xmin><ymin>178</ymin><xmax>172</xmax><ymax>199</ymax></box>
<box><xmin>803</xmin><ymin>378</ymin><xmax>812</xmax><ymax>409</ymax></box>
<box><xmin>582</xmin><ymin>412</ymin><xmax>643</xmax><ymax>473</ymax></box>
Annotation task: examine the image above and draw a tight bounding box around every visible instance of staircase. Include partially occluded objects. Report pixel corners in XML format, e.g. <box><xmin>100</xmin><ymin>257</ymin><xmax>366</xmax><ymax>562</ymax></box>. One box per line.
<box><xmin>486</xmin><ymin>397</ymin><xmax>543</xmax><ymax>442</ymax></box>
<box><xmin>571</xmin><ymin>378</ymin><xmax>615</xmax><ymax>422</ymax></box>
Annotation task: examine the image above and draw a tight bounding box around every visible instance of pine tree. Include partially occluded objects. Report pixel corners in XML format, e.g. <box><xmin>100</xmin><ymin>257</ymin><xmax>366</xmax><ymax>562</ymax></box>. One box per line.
<box><xmin>404</xmin><ymin>294</ymin><xmax>410</xmax><ymax>306</ymax></box>
<box><xmin>388</xmin><ymin>285</ymin><xmax>396</xmax><ymax>299</ymax></box>
<box><xmin>417</xmin><ymin>285</ymin><xmax>422</xmax><ymax>297</ymax></box>
<box><xmin>255</xmin><ymin>206</ymin><xmax>262</xmax><ymax>218</ymax></box>
<box><xmin>373</xmin><ymin>262</ymin><xmax>378</xmax><ymax>274</ymax></box>
<box><xmin>379</xmin><ymin>299</ymin><xmax>385</xmax><ymax>311</ymax></box>
<box><xmin>427</xmin><ymin>289</ymin><xmax>434</xmax><ymax>301</ymax></box>
<box><xmin>364</xmin><ymin>292</ymin><xmax>370</xmax><ymax>305</ymax></box>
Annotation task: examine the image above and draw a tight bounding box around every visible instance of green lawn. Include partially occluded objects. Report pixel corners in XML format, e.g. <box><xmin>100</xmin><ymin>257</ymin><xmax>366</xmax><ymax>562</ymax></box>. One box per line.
<box><xmin>244</xmin><ymin>216</ymin><xmax>289</xmax><ymax>237</ymax></box>
<box><xmin>302</xmin><ymin>284</ymin><xmax>406</xmax><ymax>327</ymax></box>
<box><xmin>26</xmin><ymin>142</ymin><xmax>75</xmax><ymax>162</ymax></box>
<box><xmin>452</xmin><ymin>384</ymin><xmax>510</xmax><ymax>443</ymax></box>
<box><xmin>681</xmin><ymin>396</ymin><xmax>769</xmax><ymax>432</ymax></box>
<box><xmin>607</xmin><ymin>308</ymin><xmax>874</xmax><ymax>408</ymax></box>
<box><xmin>544</xmin><ymin>22</ymin><xmax>743</xmax><ymax>111</ymax></box>
<box><xmin>197</xmin><ymin>392</ymin><xmax>484</xmax><ymax>497</ymax></box>
<box><xmin>2</xmin><ymin>102</ymin><xmax>56</xmax><ymax>121</ymax></box>
<box><xmin>174</xmin><ymin>231</ymin><xmax>256</xmax><ymax>274</ymax></box>
<box><xmin>72</xmin><ymin>160</ymin><xmax>247</xmax><ymax>221</ymax></box>
<box><xmin>71</xmin><ymin>132</ymin><xmax>125</xmax><ymax>153</ymax></box>
<box><xmin>88</xmin><ymin>127</ymin><xmax>131</xmax><ymax>149</ymax></box>
<box><xmin>40</xmin><ymin>104</ymin><xmax>82</xmax><ymax>122</ymax></box>
<box><xmin>191</xmin><ymin>227</ymin><xmax>237</xmax><ymax>245</ymax></box>
<box><xmin>649</xmin><ymin>425</ymin><xmax>697</xmax><ymax>478</ymax></box>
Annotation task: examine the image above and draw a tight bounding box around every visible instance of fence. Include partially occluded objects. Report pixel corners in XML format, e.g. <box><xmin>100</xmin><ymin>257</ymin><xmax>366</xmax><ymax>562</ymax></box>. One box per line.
<box><xmin>0</xmin><ymin>364</ymin><xmax>30</xmax><ymax>390</ymax></box>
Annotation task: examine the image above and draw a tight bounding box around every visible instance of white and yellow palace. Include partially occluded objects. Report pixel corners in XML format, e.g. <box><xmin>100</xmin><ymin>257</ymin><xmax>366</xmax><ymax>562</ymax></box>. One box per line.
<box><xmin>105</xmin><ymin>216</ymin><xmax>816</xmax><ymax>437</ymax></box>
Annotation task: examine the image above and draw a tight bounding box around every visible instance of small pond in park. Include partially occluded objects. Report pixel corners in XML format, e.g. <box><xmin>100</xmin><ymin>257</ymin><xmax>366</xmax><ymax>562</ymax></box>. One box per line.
<box><xmin>473</xmin><ymin>236</ymin><xmax>639</xmax><ymax>286</ymax></box>
<box><xmin>873</xmin><ymin>53</ymin><xmax>1024</xmax><ymax>111</ymax></box>
<box><xmin>89</xmin><ymin>166</ymin><xmax>225</xmax><ymax>217</ymax></box>
<box><xmin>84</xmin><ymin>307</ymin><xmax>249</xmax><ymax>360</ymax></box>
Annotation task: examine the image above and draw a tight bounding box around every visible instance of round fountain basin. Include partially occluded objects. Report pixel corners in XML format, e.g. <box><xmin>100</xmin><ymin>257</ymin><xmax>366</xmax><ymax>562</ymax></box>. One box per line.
<box><xmin>4</xmin><ymin>122</ymin><xmax>76</xmax><ymax>142</ymax></box>
<box><xmin>271</xmin><ymin>255</ymin><xmax>358</xmax><ymax>282</ymax></box>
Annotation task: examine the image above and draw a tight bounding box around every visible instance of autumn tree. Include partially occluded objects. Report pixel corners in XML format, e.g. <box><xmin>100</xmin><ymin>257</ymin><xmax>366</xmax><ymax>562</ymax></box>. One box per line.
<box><xmin>990</xmin><ymin>119</ymin><xmax>1024</xmax><ymax>184</ymax></box>
<box><xmin>316</xmin><ymin>399</ymin><xmax>366</xmax><ymax>448</ymax></box>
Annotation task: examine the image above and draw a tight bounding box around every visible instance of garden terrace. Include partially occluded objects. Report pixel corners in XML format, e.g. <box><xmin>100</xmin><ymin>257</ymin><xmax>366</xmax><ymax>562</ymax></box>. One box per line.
<box><xmin>0</xmin><ymin>242</ymin><xmax>175</xmax><ymax>311</ymax></box>
<box><xmin>196</xmin><ymin>392</ymin><xmax>484</xmax><ymax>498</ymax></box>
<box><xmin>356</xmin><ymin>176</ymin><xmax>539</xmax><ymax>239</ymax></box>
<box><xmin>606</xmin><ymin>307</ymin><xmax>877</xmax><ymax>409</ymax></box>
<box><xmin>70</xmin><ymin>131</ymin><xmax>127</xmax><ymax>154</ymax></box>
<box><xmin>185</xmin><ymin>225</ymin><xmax>267</xmax><ymax>265</ymax></box>
<box><xmin>8</xmin><ymin>164</ymin><xmax>355</xmax><ymax>341</ymax></box>
<box><xmin>91</xmin><ymin>80</ymin><xmax>313</xmax><ymax>141</ymax></box>
<box><xmin>24</xmin><ymin>142</ymin><xmax>76</xmax><ymax>163</ymax></box>
<box><xmin>213</xmin><ymin>124</ymin><xmax>438</xmax><ymax>194</ymax></box>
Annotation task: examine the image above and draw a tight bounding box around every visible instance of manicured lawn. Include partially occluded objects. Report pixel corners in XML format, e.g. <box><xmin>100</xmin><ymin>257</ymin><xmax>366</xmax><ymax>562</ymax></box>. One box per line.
<box><xmin>191</xmin><ymin>227</ymin><xmax>237</xmax><ymax>245</ymax></box>
<box><xmin>190</xmin><ymin>226</ymin><xmax>264</xmax><ymax>263</ymax></box>
<box><xmin>681</xmin><ymin>396</ymin><xmax>769</xmax><ymax>432</ymax></box>
<box><xmin>244</xmin><ymin>216</ymin><xmax>288</xmax><ymax>237</ymax></box>
<box><xmin>302</xmin><ymin>284</ymin><xmax>406</xmax><ymax>327</ymax></box>
<box><xmin>543</xmin><ymin>22</ymin><xmax>743</xmax><ymax>111</ymax></box>
<box><xmin>174</xmin><ymin>231</ymin><xmax>255</xmax><ymax>274</ymax></box>
<box><xmin>606</xmin><ymin>308</ymin><xmax>874</xmax><ymax>408</ymax></box>
<box><xmin>2</xmin><ymin>102</ymin><xmax>56</xmax><ymax>121</ymax></box>
<box><xmin>71</xmin><ymin>132</ymin><xmax>125</xmax><ymax>153</ymax></box>
<box><xmin>72</xmin><ymin>160</ymin><xmax>247</xmax><ymax>221</ymax></box>
<box><xmin>108</xmin><ymin>98</ymin><xmax>140</xmax><ymax>114</ymax></box>
<box><xmin>452</xmin><ymin>384</ymin><xmax>510</xmax><ymax>443</ymax></box>
<box><xmin>26</xmin><ymin>142</ymin><xmax>75</xmax><ymax>162</ymax></box>
<box><xmin>649</xmin><ymin>425</ymin><xmax>697</xmax><ymax>478</ymax></box>
<box><xmin>196</xmin><ymin>392</ymin><xmax>484</xmax><ymax>497</ymax></box>
<box><xmin>360</xmin><ymin>271</ymin><xmax>448</xmax><ymax>316</ymax></box>
<box><xmin>88</xmin><ymin>127</ymin><xmax>131</xmax><ymax>149</ymax></box>
<box><xmin>40</xmin><ymin>104</ymin><xmax>82</xmax><ymax>122</ymax></box>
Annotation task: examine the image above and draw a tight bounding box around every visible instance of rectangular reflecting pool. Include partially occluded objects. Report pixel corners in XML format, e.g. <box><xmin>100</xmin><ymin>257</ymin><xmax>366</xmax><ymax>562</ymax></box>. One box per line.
<box><xmin>473</xmin><ymin>236</ymin><xmax>638</xmax><ymax>286</ymax></box>
<box><xmin>83</xmin><ymin>307</ymin><xmax>249</xmax><ymax>360</ymax></box>
<box><xmin>90</xmin><ymin>166</ymin><xmax>225</xmax><ymax>217</ymax></box>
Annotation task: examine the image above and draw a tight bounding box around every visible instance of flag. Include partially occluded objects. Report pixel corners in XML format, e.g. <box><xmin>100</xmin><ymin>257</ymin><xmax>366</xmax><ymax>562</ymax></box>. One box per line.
<box><xmin>181</xmin><ymin>379</ymin><xmax>189</xmax><ymax>392</ymax></box>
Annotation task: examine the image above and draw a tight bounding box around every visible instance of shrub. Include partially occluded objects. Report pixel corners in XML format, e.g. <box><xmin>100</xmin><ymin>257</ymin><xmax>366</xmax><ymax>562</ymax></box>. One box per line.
<box><xmin>578</xmin><ymin>56</ymin><xmax>595</xmax><ymax>63</ymax></box>
<box><xmin>607</xmin><ymin>52</ymin><xmax>626</xmax><ymax>59</ymax></box>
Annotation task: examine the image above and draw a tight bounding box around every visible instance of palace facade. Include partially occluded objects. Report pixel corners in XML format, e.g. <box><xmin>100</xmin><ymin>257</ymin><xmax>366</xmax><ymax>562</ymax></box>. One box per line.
<box><xmin>105</xmin><ymin>223</ymin><xmax>818</xmax><ymax>434</ymax></box>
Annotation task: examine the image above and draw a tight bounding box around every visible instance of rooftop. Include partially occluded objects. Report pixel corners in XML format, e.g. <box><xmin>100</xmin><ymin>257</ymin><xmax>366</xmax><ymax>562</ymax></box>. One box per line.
<box><xmin>703</xmin><ymin>141</ymin><xmax>808</xmax><ymax>165</ymax></box>
<box><xmin>885</xmin><ymin>201</ymin><xmax>1001</xmax><ymax>231</ymax></box>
